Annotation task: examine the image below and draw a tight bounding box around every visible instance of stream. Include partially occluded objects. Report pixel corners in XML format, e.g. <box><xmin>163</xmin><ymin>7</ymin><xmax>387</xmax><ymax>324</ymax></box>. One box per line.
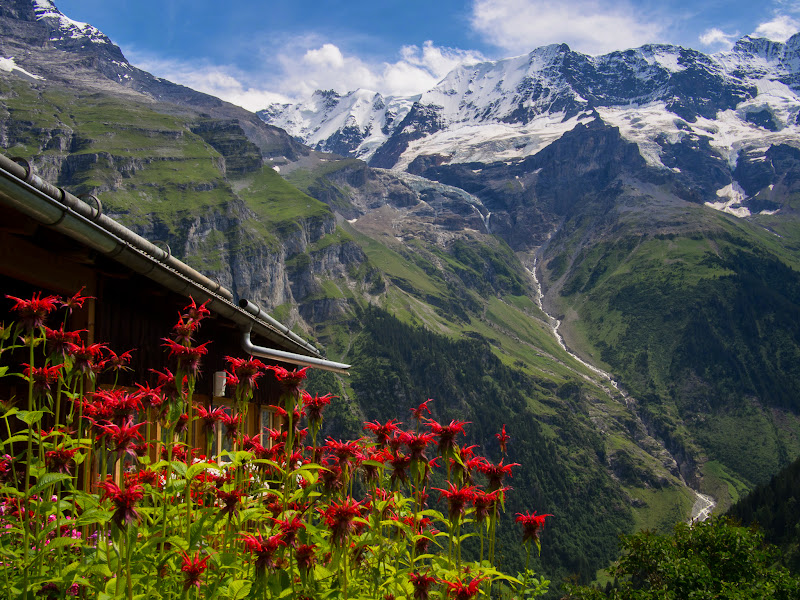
<box><xmin>528</xmin><ymin>257</ymin><xmax>716</xmax><ymax>522</ymax></box>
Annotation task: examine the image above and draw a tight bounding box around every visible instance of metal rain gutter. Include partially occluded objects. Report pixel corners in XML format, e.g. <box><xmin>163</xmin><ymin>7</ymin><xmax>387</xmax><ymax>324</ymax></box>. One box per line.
<box><xmin>0</xmin><ymin>155</ymin><xmax>232</xmax><ymax>301</ymax></box>
<box><xmin>242</xmin><ymin>330</ymin><xmax>351</xmax><ymax>375</ymax></box>
<box><xmin>238</xmin><ymin>299</ymin><xmax>321</xmax><ymax>356</ymax></box>
<box><xmin>0</xmin><ymin>154</ymin><xmax>333</xmax><ymax>361</ymax></box>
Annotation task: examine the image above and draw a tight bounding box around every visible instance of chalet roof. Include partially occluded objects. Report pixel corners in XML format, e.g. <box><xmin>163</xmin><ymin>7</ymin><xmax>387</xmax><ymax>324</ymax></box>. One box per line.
<box><xmin>0</xmin><ymin>153</ymin><xmax>350</xmax><ymax>373</ymax></box>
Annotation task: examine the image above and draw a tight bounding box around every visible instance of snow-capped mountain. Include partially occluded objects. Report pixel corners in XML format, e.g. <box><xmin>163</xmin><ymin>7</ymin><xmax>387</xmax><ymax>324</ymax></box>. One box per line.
<box><xmin>31</xmin><ymin>0</ymin><xmax>113</xmax><ymax>47</ymax></box>
<box><xmin>259</xmin><ymin>36</ymin><xmax>800</xmax><ymax>180</ymax></box>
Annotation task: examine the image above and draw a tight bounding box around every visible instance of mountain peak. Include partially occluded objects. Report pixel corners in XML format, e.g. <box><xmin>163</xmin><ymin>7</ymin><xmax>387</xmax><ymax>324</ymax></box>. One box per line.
<box><xmin>31</xmin><ymin>0</ymin><xmax>111</xmax><ymax>46</ymax></box>
<box><xmin>260</xmin><ymin>35</ymin><xmax>798</xmax><ymax>171</ymax></box>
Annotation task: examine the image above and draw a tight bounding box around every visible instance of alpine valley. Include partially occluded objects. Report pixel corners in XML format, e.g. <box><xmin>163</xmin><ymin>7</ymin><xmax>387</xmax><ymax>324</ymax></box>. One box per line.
<box><xmin>2</xmin><ymin>0</ymin><xmax>800</xmax><ymax>590</ymax></box>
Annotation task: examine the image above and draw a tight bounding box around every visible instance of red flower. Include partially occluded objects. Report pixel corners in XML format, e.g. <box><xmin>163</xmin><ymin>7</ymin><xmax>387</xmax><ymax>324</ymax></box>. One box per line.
<box><xmin>171</xmin><ymin>315</ymin><xmax>201</xmax><ymax>346</ymax></box>
<box><xmin>97</xmin><ymin>417</ymin><xmax>147</xmax><ymax>457</ymax></box>
<box><xmin>472</xmin><ymin>489</ymin><xmax>501</xmax><ymax>523</ymax></box>
<box><xmin>135</xmin><ymin>383</ymin><xmax>166</xmax><ymax>410</ymax></box>
<box><xmin>215</xmin><ymin>488</ymin><xmax>243</xmax><ymax>518</ymax></box>
<box><xmin>389</xmin><ymin>451</ymin><xmax>412</xmax><ymax>487</ymax></box>
<box><xmin>515</xmin><ymin>511</ymin><xmax>553</xmax><ymax>546</ymax></box>
<box><xmin>440</xmin><ymin>577</ymin><xmax>486</xmax><ymax>600</ymax></box>
<box><xmin>274</xmin><ymin>513</ymin><xmax>305</xmax><ymax>546</ymax></box>
<box><xmin>400</xmin><ymin>431</ymin><xmax>436</xmax><ymax>462</ymax></box>
<box><xmin>295</xmin><ymin>543</ymin><xmax>317</xmax><ymax>574</ymax></box>
<box><xmin>44</xmin><ymin>326</ymin><xmax>83</xmax><ymax>358</ymax></box>
<box><xmin>162</xmin><ymin>339</ymin><xmax>210</xmax><ymax>375</ymax></box>
<box><xmin>150</xmin><ymin>368</ymin><xmax>183</xmax><ymax>401</ymax></box>
<box><xmin>45</xmin><ymin>447</ymin><xmax>78</xmax><ymax>474</ymax></box>
<box><xmin>22</xmin><ymin>363</ymin><xmax>62</xmax><ymax>395</ymax></box>
<box><xmin>97</xmin><ymin>479</ymin><xmax>144</xmax><ymax>528</ymax></box>
<box><xmin>242</xmin><ymin>533</ymin><xmax>285</xmax><ymax>574</ymax></box>
<box><xmin>410</xmin><ymin>399</ymin><xmax>433</xmax><ymax>422</ymax></box>
<box><xmin>181</xmin><ymin>298</ymin><xmax>210</xmax><ymax>324</ymax></box>
<box><xmin>434</xmin><ymin>482</ymin><xmax>476</xmax><ymax>522</ymax></box>
<box><xmin>225</xmin><ymin>356</ymin><xmax>267</xmax><ymax>393</ymax></box>
<box><xmin>60</xmin><ymin>287</ymin><xmax>93</xmax><ymax>315</ymax></box>
<box><xmin>476</xmin><ymin>459</ymin><xmax>519</xmax><ymax>491</ymax></box>
<box><xmin>180</xmin><ymin>551</ymin><xmax>210</xmax><ymax>590</ymax></box>
<box><xmin>104</xmin><ymin>348</ymin><xmax>134</xmax><ymax>373</ymax></box>
<box><xmin>425</xmin><ymin>419</ymin><xmax>469</xmax><ymax>457</ymax></box>
<box><xmin>303</xmin><ymin>391</ymin><xmax>334</xmax><ymax>426</ymax></box>
<box><xmin>197</xmin><ymin>405</ymin><xmax>227</xmax><ymax>436</ymax></box>
<box><xmin>409</xmin><ymin>572</ymin><xmax>437</xmax><ymax>600</ymax></box>
<box><xmin>220</xmin><ymin>411</ymin><xmax>242</xmax><ymax>439</ymax></box>
<box><xmin>322</xmin><ymin>497</ymin><xmax>364</xmax><ymax>546</ymax></box>
<box><xmin>266</xmin><ymin>365</ymin><xmax>308</xmax><ymax>396</ymax></box>
<box><xmin>321</xmin><ymin>463</ymin><xmax>344</xmax><ymax>494</ymax></box>
<box><xmin>496</xmin><ymin>424</ymin><xmax>510</xmax><ymax>455</ymax></box>
<box><xmin>69</xmin><ymin>342</ymin><xmax>107</xmax><ymax>374</ymax></box>
<box><xmin>324</xmin><ymin>438</ymin><xmax>364</xmax><ymax>467</ymax></box>
<box><xmin>6</xmin><ymin>292</ymin><xmax>60</xmax><ymax>330</ymax></box>
<box><xmin>363</xmin><ymin>419</ymin><xmax>402</xmax><ymax>446</ymax></box>
<box><xmin>175</xmin><ymin>413</ymin><xmax>189</xmax><ymax>434</ymax></box>
<box><xmin>91</xmin><ymin>388</ymin><xmax>142</xmax><ymax>423</ymax></box>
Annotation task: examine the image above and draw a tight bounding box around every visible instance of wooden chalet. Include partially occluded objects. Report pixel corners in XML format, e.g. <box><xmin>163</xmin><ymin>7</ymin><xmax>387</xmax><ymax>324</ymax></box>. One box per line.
<box><xmin>0</xmin><ymin>152</ymin><xmax>349</xmax><ymax>464</ymax></box>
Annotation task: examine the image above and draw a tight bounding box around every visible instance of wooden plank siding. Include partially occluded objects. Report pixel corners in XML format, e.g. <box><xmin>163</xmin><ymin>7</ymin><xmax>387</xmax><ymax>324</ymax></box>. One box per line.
<box><xmin>1</xmin><ymin>193</ymin><xmax>296</xmax><ymax>486</ymax></box>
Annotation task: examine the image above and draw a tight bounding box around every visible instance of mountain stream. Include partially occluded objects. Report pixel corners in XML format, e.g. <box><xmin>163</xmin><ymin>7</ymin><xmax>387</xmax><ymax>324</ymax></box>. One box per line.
<box><xmin>527</xmin><ymin>257</ymin><xmax>716</xmax><ymax>523</ymax></box>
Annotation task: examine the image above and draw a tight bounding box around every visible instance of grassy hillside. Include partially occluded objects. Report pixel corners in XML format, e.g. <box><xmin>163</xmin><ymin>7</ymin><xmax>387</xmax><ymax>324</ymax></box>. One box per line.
<box><xmin>542</xmin><ymin>194</ymin><xmax>800</xmax><ymax>504</ymax></box>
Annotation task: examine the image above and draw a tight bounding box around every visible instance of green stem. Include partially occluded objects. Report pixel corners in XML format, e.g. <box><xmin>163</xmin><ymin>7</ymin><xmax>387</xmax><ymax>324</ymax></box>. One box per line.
<box><xmin>22</xmin><ymin>335</ymin><xmax>35</xmax><ymax>594</ymax></box>
<box><xmin>126</xmin><ymin>526</ymin><xmax>133</xmax><ymax>600</ymax></box>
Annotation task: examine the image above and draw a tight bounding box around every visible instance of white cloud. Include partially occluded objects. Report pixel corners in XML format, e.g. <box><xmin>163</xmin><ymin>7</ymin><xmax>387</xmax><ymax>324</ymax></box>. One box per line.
<box><xmin>753</xmin><ymin>15</ymin><xmax>800</xmax><ymax>41</ymax></box>
<box><xmin>469</xmin><ymin>0</ymin><xmax>663</xmax><ymax>56</ymax></box>
<box><xmin>302</xmin><ymin>43</ymin><xmax>345</xmax><ymax>68</ymax></box>
<box><xmin>698</xmin><ymin>27</ymin><xmax>739</xmax><ymax>50</ymax></box>
<box><xmin>125</xmin><ymin>50</ymin><xmax>292</xmax><ymax>111</ymax></box>
<box><xmin>126</xmin><ymin>40</ymin><xmax>484</xmax><ymax>111</ymax></box>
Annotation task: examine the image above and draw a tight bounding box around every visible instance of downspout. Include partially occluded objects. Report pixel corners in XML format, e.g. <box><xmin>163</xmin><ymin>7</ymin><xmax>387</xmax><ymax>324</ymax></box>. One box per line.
<box><xmin>241</xmin><ymin>330</ymin><xmax>351</xmax><ymax>374</ymax></box>
<box><xmin>238</xmin><ymin>299</ymin><xmax>321</xmax><ymax>356</ymax></box>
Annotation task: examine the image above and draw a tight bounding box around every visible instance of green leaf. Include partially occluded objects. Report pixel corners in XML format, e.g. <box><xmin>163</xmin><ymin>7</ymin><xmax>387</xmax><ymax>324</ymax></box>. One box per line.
<box><xmin>76</xmin><ymin>508</ymin><xmax>111</xmax><ymax>527</ymax></box>
<box><xmin>314</xmin><ymin>564</ymin><xmax>335</xmax><ymax>581</ymax></box>
<box><xmin>0</xmin><ymin>434</ymin><xmax>27</xmax><ymax>449</ymax></box>
<box><xmin>30</xmin><ymin>472</ymin><xmax>72</xmax><ymax>496</ymax></box>
<box><xmin>225</xmin><ymin>580</ymin><xmax>251</xmax><ymax>599</ymax></box>
<box><xmin>16</xmin><ymin>410</ymin><xmax>45</xmax><ymax>425</ymax></box>
<box><xmin>170</xmin><ymin>460</ymin><xmax>187</xmax><ymax>478</ymax></box>
<box><xmin>186</xmin><ymin>461</ymin><xmax>215</xmax><ymax>480</ymax></box>
<box><xmin>43</xmin><ymin>536</ymin><xmax>80</xmax><ymax>550</ymax></box>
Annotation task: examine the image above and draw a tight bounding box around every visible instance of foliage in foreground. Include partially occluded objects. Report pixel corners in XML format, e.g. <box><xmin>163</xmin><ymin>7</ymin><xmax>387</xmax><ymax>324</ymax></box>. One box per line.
<box><xmin>0</xmin><ymin>290</ymin><xmax>551</xmax><ymax>599</ymax></box>
<box><xmin>727</xmin><ymin>455</ymin><xmax>800</xmax><ymax>573</ymax></box>
<box><xmin>562</xmin><ymin>518</ymin><xmax>800</xmax><ymax>600</ymax></box>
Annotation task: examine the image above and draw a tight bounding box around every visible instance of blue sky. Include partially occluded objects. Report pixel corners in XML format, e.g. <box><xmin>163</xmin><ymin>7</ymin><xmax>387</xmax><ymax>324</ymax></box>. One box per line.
<box><xmin>54</xmin><ymin>0</ymin><xmax>800</xmax><ymax>111</ymax></box>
